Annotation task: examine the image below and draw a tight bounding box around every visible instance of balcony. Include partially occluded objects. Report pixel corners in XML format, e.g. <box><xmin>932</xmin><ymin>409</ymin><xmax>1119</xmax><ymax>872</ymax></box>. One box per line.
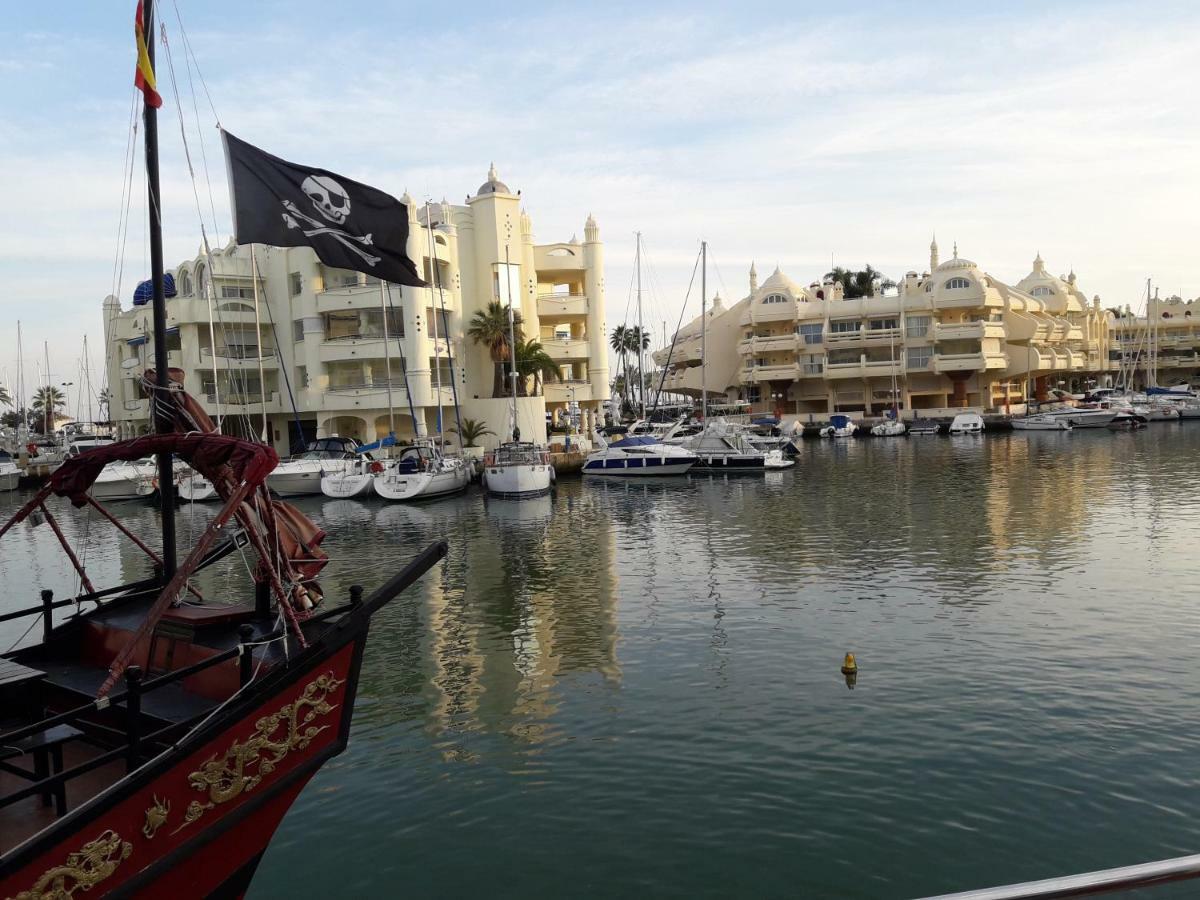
<box><xmin>122</xmin><ymin>399</ymin><xmax>148</xmax><ymax>416</ymax></box>
<box><xmin>750</xmin><ymin>363</ymin><xmax>802</xmax><ymax>382</ymax></box>
<box><xmin>933</xmin><ymin>352</ymin><xmax>1007</xmax><ymax>373</ymax></box>
<box><xmin>748</xmin><ymin>303</ymin><xmax>798</xmax><ymax>324</ymax></box>
<box><xmin>201</xmin><ymin>391</ymin><xmax>278</xmax><ymax>411</ymax></box>
<box><xmin>199</xmin><ymin>346</ymin><xmax>279</xmax><ymax>368</ymax></box>
<box><xmin>316</xmin><ymin>283</ymin><xmax>385</xmax><ymax>313</ymax></box>
<box><xmin>534</xmin><ymin>244</ymin><xmax>586</xmax><ymax>272</ymax></box>
<box><xmin>543</xmin><ymin>379</ymin><xmax>594</xmax><ymax>403</ymax></box>
<box><xmin>318</xmin><ymin>336</ymin><xmax>391</xmax><ymax>363</ymax></box>
<box><xmin>741</xmin><ymin>335</ymin><xmax>801</xmax><ymax>353</ymax></box>
<box><xmin>824</xmin><ymin>361</ymin><xmax>868</xmax><ymax>380</ymax></box>
<box><xmin>933</xmin><ymin>321</ymin><xmax>1005</xmax><ymax>341</ymax></box>
<box><xmin>543</xmin><ymin>338</ymin><xmax>590</xmax><ymax>361</ymax></box>
<box><xmin>825</xmin><ymin>327</ymin><xmax>902</xmax><ymax>348</ymax></box>
<box><xmin>537</xmin><ymin>293</ymin><xmax>588</xmax><ymax>318</ymax></box>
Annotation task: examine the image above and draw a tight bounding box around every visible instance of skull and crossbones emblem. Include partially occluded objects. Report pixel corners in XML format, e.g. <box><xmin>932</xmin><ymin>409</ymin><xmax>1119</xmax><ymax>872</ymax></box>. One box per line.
<box><xmin>282</xmin><ymin>176</ymin><xmax>381</xmax><ymax>267</ymax></box>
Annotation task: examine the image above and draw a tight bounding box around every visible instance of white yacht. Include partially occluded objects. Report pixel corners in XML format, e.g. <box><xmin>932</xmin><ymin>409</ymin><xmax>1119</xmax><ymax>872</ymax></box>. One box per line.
<box><xmin>90</xmin><ymin>458</ymin><xmax>157</xmax><ymax>502</ymax></box>
<box><xmin>1011</xmin><ymin>414</ymin><xmax>1072</xmax><ymax>431</ymax></box>
<box><xmin>583</xmin><ymin>433</ymin><xmax>698</xmax><ymax>476</ymax></box>
<box><xmin>0</xmin><ymin>451</ymin><xmax>20</xmax><ymax>491</ymax></box>
<box><xmin>321</xmin><ymin>456</ymin><xmax>378</xmax><ymax>499</ymax></box>
<box><xmin>949</xmin><ymin>413</ymin><xmax>985</xmax><ymax>434</ymax></box>
<box><xmin>267</xmin><ymin>437</ymin><xmax>360</xmax><ymax>497</ymax></box>
<box><xmin>1038</xmin><ymin>407</ymin><xmax>1117</xmax><ymax>428</ymax></box>
<box><xmin>676</xmin><ymin>420</ymin><xmax>792</xmax><ymax>471</ymax></box>
<box><xmin>819</xmin><ymin>415</ymin><xmax>858</xmax><ymax>438</ymax></box>
<box><xmin>176</xmin><ymin>468</ymin><xmax>218</xmax><ymax>502</ymax></box>
<box><xmin>483</xmin><ymin>442</ymin><xmax>555</xmax><ymax>497</ymax></box>
<box><xmin>870</xmin><ymin>418</ymin><xmax>907</xmax><ymax>437</ymax></box>
<box><xmin>373</xmin><ymin>443</ymin><xmax>471</xmax><ymax>501</ymax></box>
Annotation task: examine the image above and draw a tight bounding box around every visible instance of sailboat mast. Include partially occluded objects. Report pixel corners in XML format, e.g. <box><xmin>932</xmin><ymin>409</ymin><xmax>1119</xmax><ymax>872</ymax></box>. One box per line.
<box><xmin>505</xmin><ymin>244</ymin><xmax>519</xmax><ymax>441</ymax></box>
<box><xmin>16</xmin><ymin>321</ymin><xmax>24</xmax><ymax>433</ymax></box>
<box><xmin>44</xmin><ymin>341</ymin><xmax>51</xmax><ymax>435</ymax></box>
<box><xmin>83</xmin><ymin>334</ymin><xmax>94</xmax><ymax>423</ymax></box>
<box><xmin>379</xmin><ymin>280</ymin><xmax>396</xmax><ymax>440</ymax></box>
<box><xmin>426</xmin><ymin>213</ymin><xmax>444</xmax><ymax>452</ymax></box>
<box><xmin>250</xmin><ymin>247</ymin><xmax>268</xmax><ymax>442</ymax></box>
<box><xmin>143</xmin><ymin>0</ymin><xmax>176</xmax><ymax>579</ymax></box>
<box><xmin>636</xmin><ymin>231</ymin><xmax>645</xmax><ymax>420</ymax></box>
<box><xmin>700</xmin><ymin>240</ymin><xmax>708</xmax><ymax>422</ymax></box>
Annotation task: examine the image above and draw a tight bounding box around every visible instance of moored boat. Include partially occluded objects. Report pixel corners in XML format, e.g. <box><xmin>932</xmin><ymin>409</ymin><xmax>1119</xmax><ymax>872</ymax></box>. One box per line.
<box><xmin>1011</xmin><ymin>414</ymin><xmax>1072</xmax><ymax>431</ymax></box>
<box><xmin>373</xmin><ymin>443</ymin><xmax>471</xmax><ymax>501</ymax></box>
<box><xmin>482</xmin><ymin>442</ymin><xmax>555</xmax><ymax>497</ymax></box>
<box><xmin>949</xmin><ymin>413</ymin><xmax>985</xmax><ymax>434</ymax></box>
<box><xmin>583</xmin><ymin>434</ymin><xmax>698</xmax><ymax>476</ymax></box>
<box><xmin>819</xmin><ymin>414</ymin><xmax>857</xmax><ymax>438</ymax></box>
<box><xmin>0</xmin><ymin>451</ymin><xmax>19</xmax><ymax>491</ymax></box>
<box><xmin>267</xmin><ymin>437</ymin><xmax>360</xmax><ymax>497</ymax></box>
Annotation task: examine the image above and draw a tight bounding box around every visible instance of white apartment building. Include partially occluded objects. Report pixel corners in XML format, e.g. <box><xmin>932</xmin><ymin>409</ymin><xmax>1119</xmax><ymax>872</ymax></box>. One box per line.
<box><xmin>103</xmin><ymin>167</ymin><xmax>609</xmax><ymax>451</ymax></box>
<box><xmin>655</xmin><ymin>241</ymin><xmax>1111</xmax><ymax>417</ymax></box>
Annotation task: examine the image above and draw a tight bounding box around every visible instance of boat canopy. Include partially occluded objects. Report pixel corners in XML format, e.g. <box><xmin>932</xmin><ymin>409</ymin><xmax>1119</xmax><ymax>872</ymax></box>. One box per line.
<box><xmin>610</xmin><ymin>435</ymin><xmax>659</xmax><ymax>448</ymax></box>
<box><xmin>50</xmin><ymin>433</ymin><xmax>277</xmax><ymax>506</ymax></box>
<box><xmin>829</xmin><ymin>414</ymin><xmax>852</xmax><ymax>428</ymax></box>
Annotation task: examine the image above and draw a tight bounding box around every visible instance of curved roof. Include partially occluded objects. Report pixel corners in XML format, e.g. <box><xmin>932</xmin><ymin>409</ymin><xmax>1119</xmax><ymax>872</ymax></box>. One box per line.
<box><xmin>476</xmin><ymin>162</ymin><xmax>511</xmax><ymax>196</ymax></box>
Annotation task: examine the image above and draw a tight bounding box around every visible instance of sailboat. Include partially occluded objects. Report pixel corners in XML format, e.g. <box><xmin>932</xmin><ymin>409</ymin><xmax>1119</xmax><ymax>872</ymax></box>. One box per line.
<box><xmin>482</xmin><ymin>245</ymin><xmax>555</xmax><ymax>497</ymax></box>
<box><xmin>372</xmin><ymin>218</ymin><xmax>471</xmax><ymax>501</ymax></box>
<box><xmin>0</xmin><ymin>6</ymin><xmax>443</xmax><ymax>896</ymax></box>
<box><xmin>870</xmin><ymin>330</ymin><xmax>907</xmax><ymax>436</ymax></box>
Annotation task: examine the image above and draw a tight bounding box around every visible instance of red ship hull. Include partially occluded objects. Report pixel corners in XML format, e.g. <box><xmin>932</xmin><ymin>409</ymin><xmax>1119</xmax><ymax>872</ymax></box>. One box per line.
<box><xmin>1</xmin><ymin>638</ymin><xmax>363</xmax><ymax>899</ymax></box>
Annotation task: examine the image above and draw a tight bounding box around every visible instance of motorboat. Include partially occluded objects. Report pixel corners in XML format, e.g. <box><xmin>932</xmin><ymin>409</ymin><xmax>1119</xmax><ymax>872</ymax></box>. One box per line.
<box><xmin>374</xmin><ymin>442</ymin><xmax>471</xmax><ymax>501</ymax></box>
<box><xmin>267</xmin><ymin>436</ymin><xmax>361</xmax><ymax>497</ymax></box>
<box><xmin>482</xmin><ymin>442</ymin><xmax>555</xmax><ymax>497</ymax></box>
<box><xmin>675</xmin><ymin>419</ymin><xmax>773</xmax><ymax>472</ymax></box>
<box><xmin>584</xmin><ymin>433</ymin><xmax>698</xmax><ymax>476</ymax></box>
<box><xmin>1038</xmin><ymin>407</ymin><xmax>1117</xmax><ymax>429</ymax></box>
<box><xmin>322</xmin><ymin>455</ymin><xmax>380</xmax><ymax>499</ymax></box>
<box><xmin>175</xmin><ymin>467</ymin><xmax>218</xmax><ymax>501</ymax></box>
<box><xmin>1011</xmin><ymin>414</ymin><xmax>1072</xmax><ymax>432</ymax></box>
<box><xmin>949</xmin><ymin>413</ymin><xmax>984</xmax><ymax>434</ymax></box>
<box><xmin>819</xmin><ymin>414</ymin><xmax>857</xmax><ymax>438</ymax></box>
<box><xmin>870</xmin><ymin>418</ymin><xmax>907</xmax><ymax>437</ymax></box>
<box><xmin>907</xmin><ymin>418</ymin><xmax>941</xmax><ymax>435</ymax></box>
<box><xmin>0</xmin><ymin>450</ymin><xmax>19</xmax><ymax>491</ymax></box>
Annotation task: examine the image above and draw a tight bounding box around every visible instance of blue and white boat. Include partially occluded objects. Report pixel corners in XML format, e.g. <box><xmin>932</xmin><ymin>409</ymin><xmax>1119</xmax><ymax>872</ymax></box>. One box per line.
<box><xmin>583</xmin><ymin>434</ymin><xmax>698</xmax><ymax>476</ymax></box>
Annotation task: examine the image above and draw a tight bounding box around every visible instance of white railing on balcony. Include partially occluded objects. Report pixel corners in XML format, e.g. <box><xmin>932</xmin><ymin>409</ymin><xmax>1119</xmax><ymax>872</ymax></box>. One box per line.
<box><xmin>326</xmin><ymin>379</ymin><xmax>409</xmax><ymax>393</ymax></box>
<box><xmin>200</xmin><ymin>345</ymin><xmax>275</xmax><ymax>360</ymax></box>
<box><xmin>204</xmin><ymin>391</ymin><xmax>275</xmax><ymax>405</ymax></box>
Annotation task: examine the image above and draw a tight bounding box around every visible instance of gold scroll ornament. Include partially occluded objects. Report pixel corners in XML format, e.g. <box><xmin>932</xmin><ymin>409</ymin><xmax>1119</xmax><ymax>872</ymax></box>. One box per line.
<box><xmin>173</xmin><ymin>671</ymin><xmax>345</xmax><ymax>834</ymax></box>
<box><xmin>6</xmin><ymin>830</ymin><xmax>132</xmax><ymax>900</ymax></box>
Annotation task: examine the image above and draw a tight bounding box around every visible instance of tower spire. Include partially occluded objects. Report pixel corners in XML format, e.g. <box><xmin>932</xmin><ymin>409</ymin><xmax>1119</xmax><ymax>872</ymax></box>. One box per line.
<box><xmin>930</xmin><ymin>234</ymin><xmax>939</xmax><ymax>270</ymax></box>
<box><xmin>749</xmin><ymin>260</ymin><xmax>758</xmax><ymax>294</ymax></box>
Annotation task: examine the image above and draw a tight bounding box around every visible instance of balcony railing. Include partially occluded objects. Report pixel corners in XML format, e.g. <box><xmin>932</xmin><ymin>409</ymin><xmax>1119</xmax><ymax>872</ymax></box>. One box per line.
<box><xmin>326</xmin><ymin>379</ymin><xmax>408</xmax><ymax>393</ymax></box>
<box><xmin>200</xmin><ymin>345</ymin><xmax>275</xmax><ymax>360</ymax></box>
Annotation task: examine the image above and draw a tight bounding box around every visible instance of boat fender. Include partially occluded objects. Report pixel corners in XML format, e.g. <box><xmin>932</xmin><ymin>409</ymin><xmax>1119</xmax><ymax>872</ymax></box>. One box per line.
<box><xmin>26</xmin><ymin>442</ymin><xmax>38</xmax><ymax>457</ymax></box>
<box><xmin>369</xmin><ymin>460</ymin><xmax>384</xmax><ymax>474</ymax></box>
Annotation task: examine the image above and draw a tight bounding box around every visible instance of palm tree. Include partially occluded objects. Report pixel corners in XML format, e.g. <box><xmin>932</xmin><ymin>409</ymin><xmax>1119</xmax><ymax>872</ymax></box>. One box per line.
<box><xmin>449</xmin><ymin>417</ymin><xmax>495</xmax><ymax>448</ymax></box>
<box><xmin>0</xmin><ymin>385</ymin><xmax>11</xmax><ymax>408</ymax></box>
<box><xmin>31</xmin><ymin>385</ymin><xmax>65</xmax><ymax>434</ymax></box>
<box><xmin>609</xmin><ymin>325</ymin><xmax>630</xmax><ymax>404</ymax></box>
<box><xmin>515</xmin><ymin>339</ymin><xmax>560</xmax><ymax>396</ymax></box>
<box><xmin>825</xmin><ymin>265</ymin><xmax>887</xmax><ymax>299</ymax></box>
<box><xmin>623</xmin><ymin>326</ymin><xmax>652</xmax><ymax>410</ymax></box>
<box><xmin>98</xmin><ymin>387</ymin><xmax>113</xmax><ymax>422</ymax></box>
<box><xmin>468</xmin><ymin>301</ymin><xmax>524</xmax><ymax>397</ymax></box>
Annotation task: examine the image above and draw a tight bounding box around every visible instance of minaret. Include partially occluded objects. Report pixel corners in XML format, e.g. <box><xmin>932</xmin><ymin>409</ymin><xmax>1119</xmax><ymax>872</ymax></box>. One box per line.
<box><xmin>930</xmin><ymin>235</ymin><xmax>939</xmax><ymax>270</ymax></box>
<box><xmin>749</xmin><ymin>261</ymin><xmax>758</xmax><ymax>295</ymax></box>
<box><xmin>1033</xmin><ymin>251</ymin><xmax>1046</xmax><ymax>274</ymax></box>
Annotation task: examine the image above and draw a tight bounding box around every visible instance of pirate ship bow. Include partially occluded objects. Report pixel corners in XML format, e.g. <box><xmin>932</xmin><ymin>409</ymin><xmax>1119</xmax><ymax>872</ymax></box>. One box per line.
<box><xmin>0</xmin><ymin>1</ymin><xmax>444</xmax><ymax>895</ymax></box>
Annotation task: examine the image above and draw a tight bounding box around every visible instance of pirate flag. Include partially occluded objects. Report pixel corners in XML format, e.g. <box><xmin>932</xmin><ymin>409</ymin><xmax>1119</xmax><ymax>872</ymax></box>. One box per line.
<box><xmin>222</xmin><ymin>130</ymin><xmax>425</xmax><ymax>287</ymax></box>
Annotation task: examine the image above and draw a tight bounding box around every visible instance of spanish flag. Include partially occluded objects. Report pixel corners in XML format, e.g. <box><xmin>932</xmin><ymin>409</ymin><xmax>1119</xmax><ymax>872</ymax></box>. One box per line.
<box><xmin>134</xmin><ymin>0</ymin><xmax>162</xmax><ymax>109</ymax></box>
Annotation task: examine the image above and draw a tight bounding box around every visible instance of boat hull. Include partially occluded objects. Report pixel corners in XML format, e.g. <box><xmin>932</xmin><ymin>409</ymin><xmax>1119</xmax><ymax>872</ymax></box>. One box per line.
<box><xmin>0</xmin><ymin>468</ymin><xmax>19</xmax><ymax>491</ymax></box>
<box><xmin>266</xmin><ymin>467</ymin><xmax>326</xmax><ymax>497</ymax></box>
<box><xmin>483</xmin><ymin>463</ymin><xmax>553</xmax><ymax>497</ymax></box>
<box><xmin>0</xmin><ymin>638</ymin><xmax>365</xmax><ymax>900</ymax></box>
<box><xmin>583</xmin><ymin>457</ymin><xmax>695</xmax><ymax>476</ymax></box>
<box><xmin>373</xmin><ymin>465</ymin><xmax>469</xmax><ymax>501</ymax></box>
<box><xmin>321</xmin><ymin>472</ymin><xmax>375</xmax><ymax>499</ymax></box>
<box><xmin>690</xmin><ymin>454</ymin><xmax>767</xmax><ymax>472</ymax></box>
<box><xmin>176</xmin><ymin>474</ymin><xmax>217</xmax><ymax>502</ymax></box>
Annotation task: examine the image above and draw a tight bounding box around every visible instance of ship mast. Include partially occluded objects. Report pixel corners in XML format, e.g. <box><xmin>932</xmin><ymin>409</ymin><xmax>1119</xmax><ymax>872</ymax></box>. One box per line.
<box><xmin>700</xmin><ymin>240</ymin><xmax>708</xmax><ymax>422</ymax></box>
<box><xmin>143</xmin><ymin>0</ymin><xmax>176</xmax><ymax>579</ymax></box>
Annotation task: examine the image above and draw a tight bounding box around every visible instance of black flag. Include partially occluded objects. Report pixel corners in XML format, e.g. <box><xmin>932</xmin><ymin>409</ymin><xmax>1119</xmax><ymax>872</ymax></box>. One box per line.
<box><xmin>222</xmin><ymin>130</ymin><xmax>425</xmax><ymax>287</ymax></box>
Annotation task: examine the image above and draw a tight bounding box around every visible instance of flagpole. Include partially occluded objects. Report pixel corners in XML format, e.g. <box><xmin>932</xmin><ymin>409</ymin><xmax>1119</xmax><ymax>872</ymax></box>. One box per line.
<box><xmin>143</xmin><ymin>0</ymin><xmax>176</xmax><ymax>580</ymax></box>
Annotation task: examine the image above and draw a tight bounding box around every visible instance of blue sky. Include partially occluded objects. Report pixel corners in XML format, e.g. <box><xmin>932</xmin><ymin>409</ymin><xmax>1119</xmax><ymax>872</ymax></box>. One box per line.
<box><xmin>2</xmin><ymin>0</ymin><xmax>1199</xmax><ymax>413</ymax></box>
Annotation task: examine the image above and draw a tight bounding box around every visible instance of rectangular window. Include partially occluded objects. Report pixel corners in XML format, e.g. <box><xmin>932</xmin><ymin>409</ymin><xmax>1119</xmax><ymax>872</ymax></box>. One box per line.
<box><xmin>293</xmin><ymin>320</ymin><xmax>305</xmax><ymax>343</ymax></box>
<box><xmin>745</xmin><ymin>386</ymin><xmax>761</xmax><ymax>403</ymax></box>
<box><xmin>289</xmin><ymin>272</ymin><xmax>303</xmax><ymax>296</ymax></box>
<box><xmin>325</xmin><ymin>268</ymin><xmax>361</xmax><ymax>288</ymax></box>
<box><xmin>827</xmin><ymin>349</ymin><xmax>860</xmax><ymax>365</ymax></box>
<box><xmin>906</xmin><ymin>315</ymin><xmax>931</xmax><ymax>338</ymax></box>
<box><xmin>830</xmin><ymin>320</ymin><xmax>861</xmax><ymax>334</ymax></box>
<box><xmin>907</xmin><ymin>346</ymin><xmax>932</xmax><ymax>369</ymax></box>
<box><xmin>220</xmin><ymin>285</ymin><xmax>255</xmax><ymax>299</ymax></box>
<box><xmin>295</xmin><ymin>365</ymin><xmax>307</xmax><ymax>388</ymax></box>
<box><xmin>869</xmin><ymin>318</ymin><xmax>898</xmax><ymax>330</ymax></box>
<box><xmin>798</xmin><ymin>323</ymin><xmax>824</xmax><ymax>344</ymax></box>
<box><xmin>801</xmin><ymin>353</ymin><xmax>824</xmax><ymax>375</ymax></box>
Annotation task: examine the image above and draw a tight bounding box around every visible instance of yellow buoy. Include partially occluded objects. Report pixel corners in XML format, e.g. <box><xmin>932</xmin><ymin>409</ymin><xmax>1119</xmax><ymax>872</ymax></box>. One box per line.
<box><xmin>840</xmin><ymin>652</ymin><xmax>857</xmax><ymax>675</ymax></box>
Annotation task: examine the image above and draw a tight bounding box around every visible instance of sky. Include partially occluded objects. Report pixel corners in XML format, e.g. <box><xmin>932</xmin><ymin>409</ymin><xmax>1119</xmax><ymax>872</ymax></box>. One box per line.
<box><xmin>2</xmin><ymin>0</ymin><xmax>1199</xmax><ymax>417</ymax></box>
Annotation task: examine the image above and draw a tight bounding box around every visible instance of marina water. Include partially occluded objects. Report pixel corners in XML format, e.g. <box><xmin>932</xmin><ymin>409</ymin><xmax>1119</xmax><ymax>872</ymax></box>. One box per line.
<box><xmin>4</xmin><ymin>428</ymin><xmax>1200</xmax><ymax>898</ymax></box>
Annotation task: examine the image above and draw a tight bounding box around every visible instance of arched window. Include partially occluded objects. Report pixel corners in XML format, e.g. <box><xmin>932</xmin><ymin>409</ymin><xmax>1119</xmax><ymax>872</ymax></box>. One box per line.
<box><xmin>1030</xmin><ymin>285</ymin><xmax>1054</xmax><ymax>297</ymax></box>
<box><xmin>944</xmin><ymin>277</ymin><xmax>971</xmax><ymax>290</ymax></box>
<box><xmin>924</xmin><ymin>282</ymin><xmax>933</xmax><ymax>293</ymax></box>
<box><xmin>177</xmin><ymin>268</ymin><xmax>192</xmax><ymax>296</ymax></box>
<box><xmin>761</xmin><ymin>293</ymin><xmax>789</xmax><ymax>304</ymax></box>
<box><xmin>196</xmin><ymin>264</ymin><xmax>209</xmax><ymax>298</ymax></box>
<box><xmin>216</xmin><ymin>300</ymin><xmax>255</xmax><ymax>314</ymax></box>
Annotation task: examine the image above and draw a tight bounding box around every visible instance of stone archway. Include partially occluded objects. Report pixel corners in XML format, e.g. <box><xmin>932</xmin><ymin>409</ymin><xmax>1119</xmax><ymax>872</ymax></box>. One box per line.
<box><xmin>321</xmin><ymin>415</ymin><xmax>369</xmax><ymax>443</ymax></box>
<box><xmin>374</xmin><ymin>413</ymin><xmax>418</xmax><ymax>442</ymax></box>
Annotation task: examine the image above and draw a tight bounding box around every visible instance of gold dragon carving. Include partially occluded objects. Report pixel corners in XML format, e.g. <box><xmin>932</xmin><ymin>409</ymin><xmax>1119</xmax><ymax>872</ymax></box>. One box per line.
<box><xmin>172</xmin><ymin>671</ymin><xmax>345</xmax><ymax>835</ymax></box>
<box><xmin>6</xmin><ymin>830</ymin><xmax>132</xmax><ymax>900</ymax></box>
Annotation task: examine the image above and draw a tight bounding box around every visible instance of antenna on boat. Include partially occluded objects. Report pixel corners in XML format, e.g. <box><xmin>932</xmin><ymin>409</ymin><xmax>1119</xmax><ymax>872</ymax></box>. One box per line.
<box><xmin>700</xmin><ymin>240</ymin><xmax>708</xmax><ymax>423</ymax></box>
<box><xmin>142</xmin><ymin>0</ymin><xmax>176</xmax><ymax>579</ymax></box>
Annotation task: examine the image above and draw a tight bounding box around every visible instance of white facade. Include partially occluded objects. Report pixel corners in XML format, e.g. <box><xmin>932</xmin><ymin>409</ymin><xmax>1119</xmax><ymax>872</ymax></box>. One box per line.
<box><xmin>102</xmin><ymin>167</ymin><xmax>608</xmax><ymax>452</ymax></box>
